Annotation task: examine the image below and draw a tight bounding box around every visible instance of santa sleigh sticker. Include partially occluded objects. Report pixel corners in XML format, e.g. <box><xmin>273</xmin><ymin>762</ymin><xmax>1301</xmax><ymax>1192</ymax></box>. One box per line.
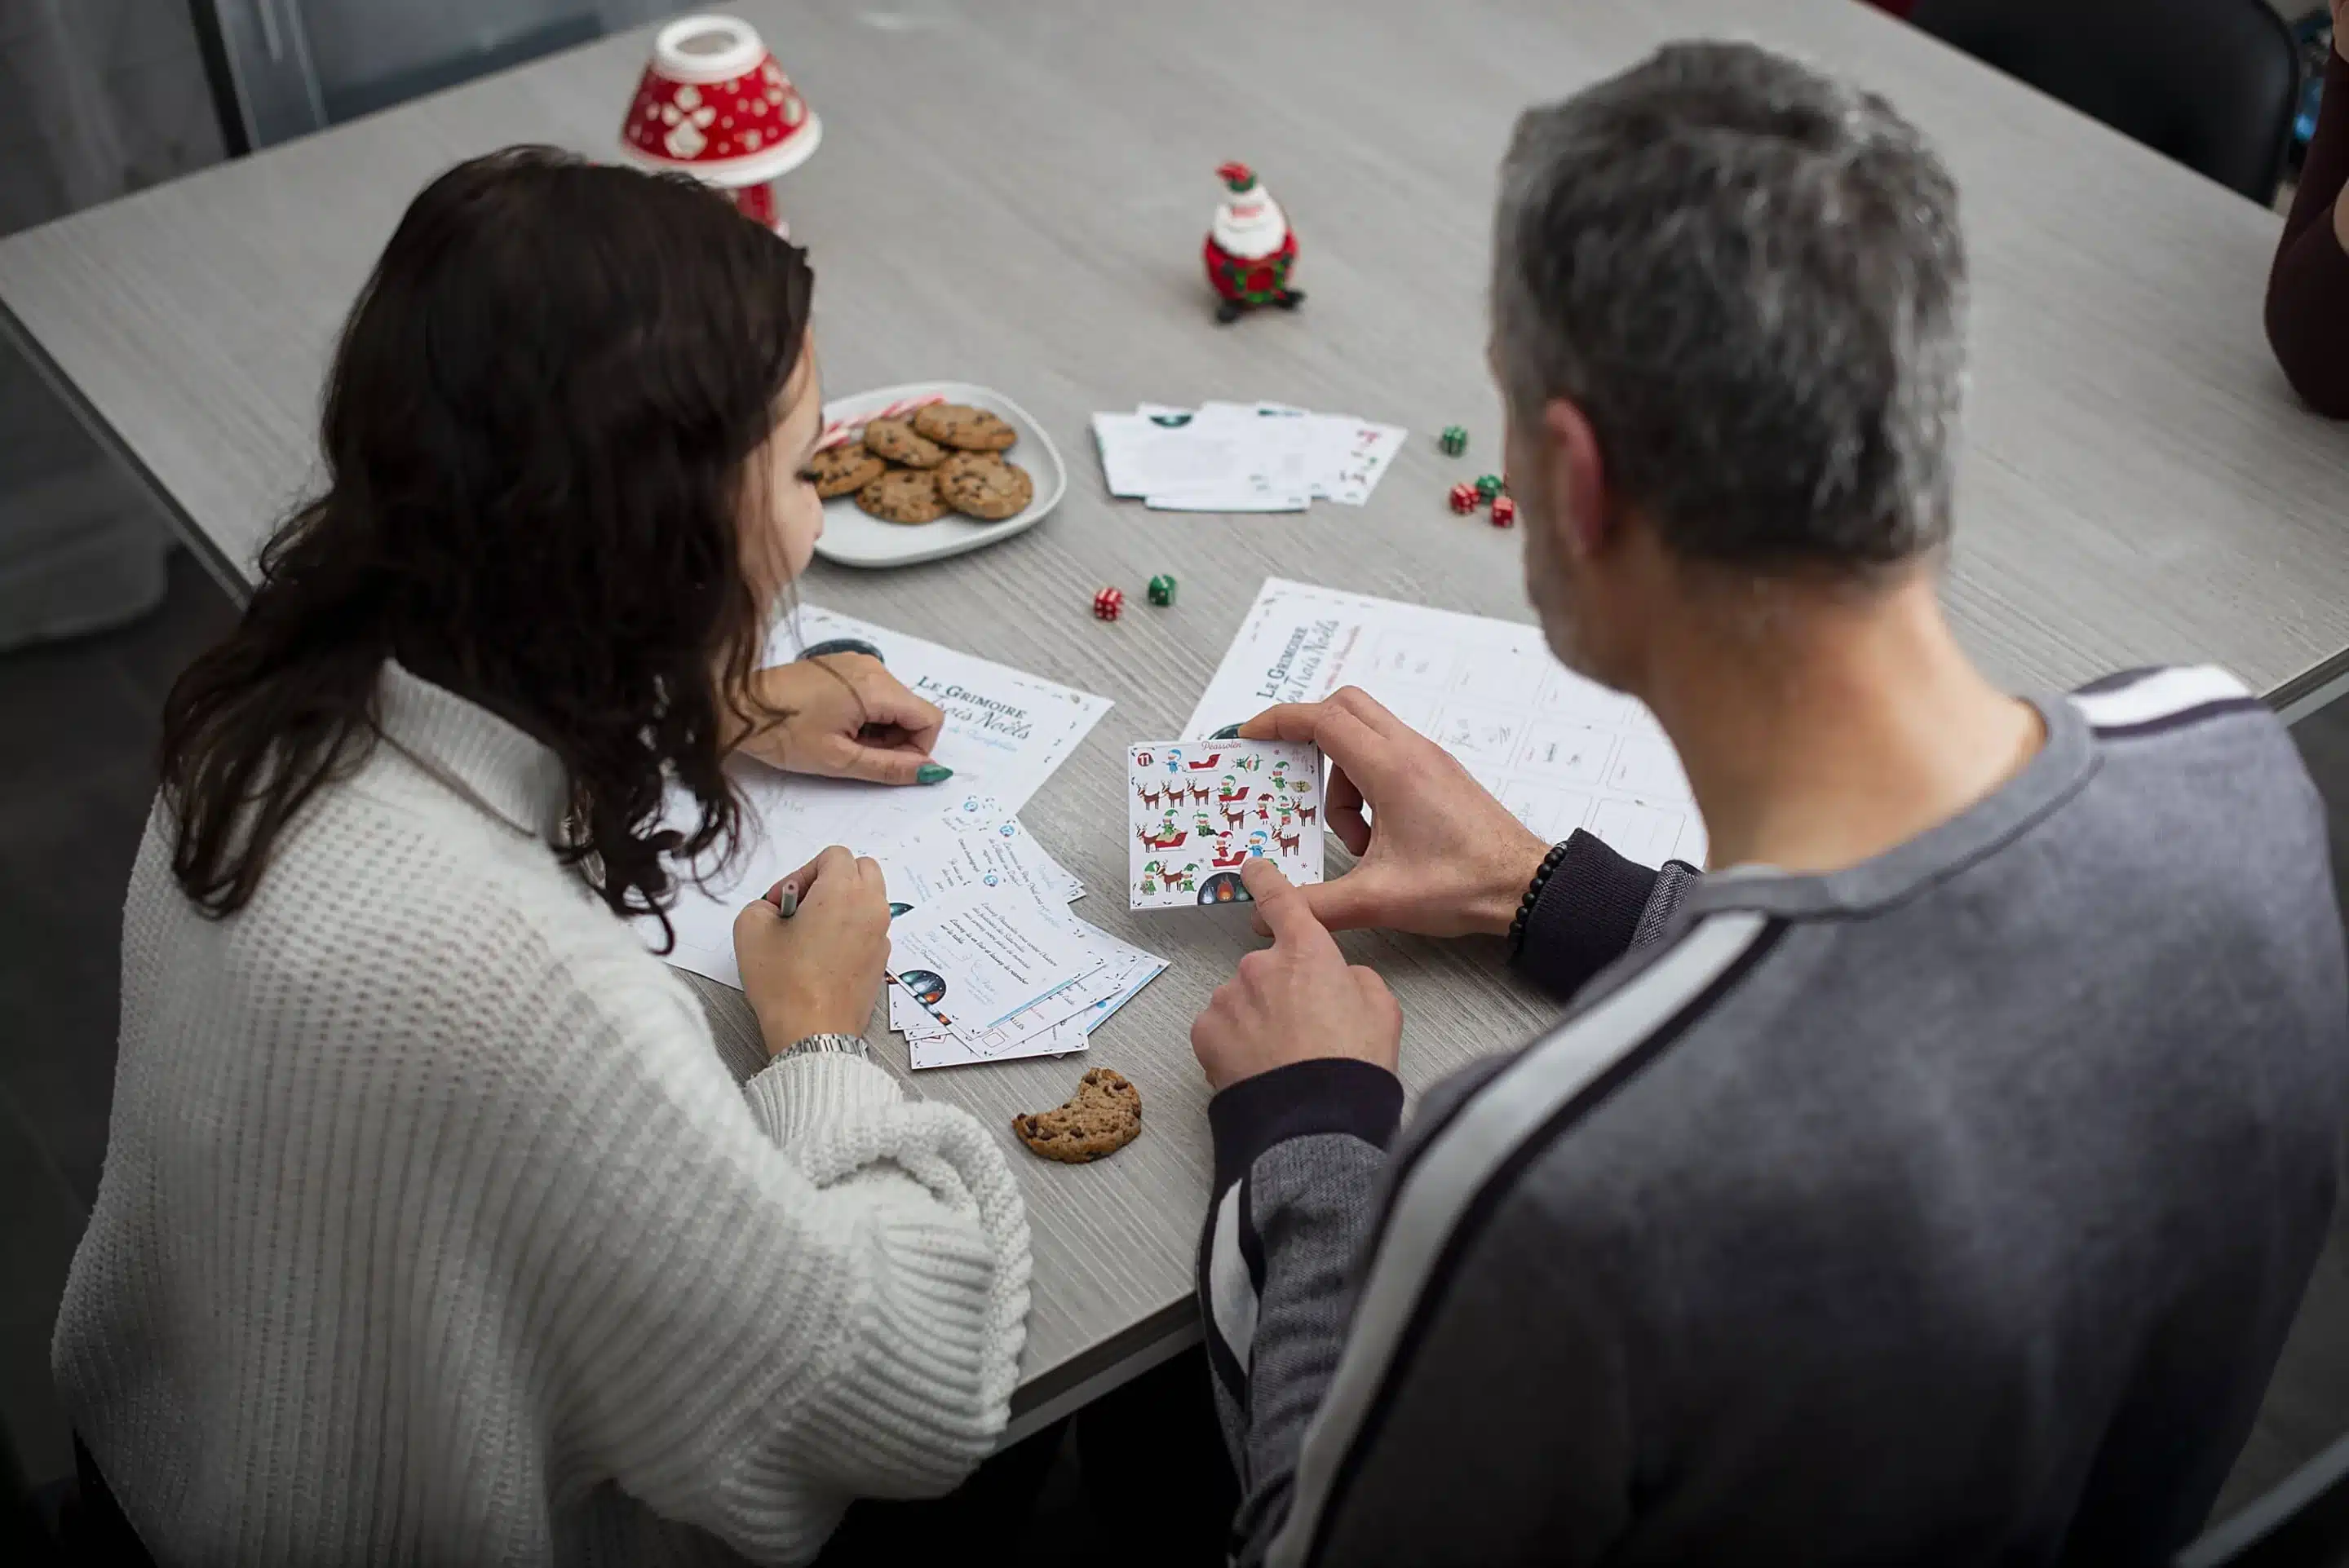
<box><xmin>1128</xmin><ymin>740</ymin><xmax>1322</xmax><ymax>909</ymax></box>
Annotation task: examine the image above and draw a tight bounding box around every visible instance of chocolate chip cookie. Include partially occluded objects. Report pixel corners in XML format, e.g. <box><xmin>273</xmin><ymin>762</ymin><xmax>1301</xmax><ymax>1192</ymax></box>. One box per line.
<box><xmin>936</xmin><ymin>452</ymin><xmax>1035</xmax><ymax>520</ymax></box>
<box><xmin>804</xmin><ymin>443</ymin><xmax>886</xmax><ymax>498</ymax></box>
<box><xmin>860</xmin><ymin>417</ymin><xmax>947</xmax><ymax>469</ymax></box>
<box><xmin>912</xmin><ymin>402</ymin><xmax>1018</xmax><ymax>452</ymax></box>
<box><xmin>855</xmin><ymin>467</ymin><xmax>949</xmax><ymax>524</ymax></box>
<box><xmin>1013</xmin><ymin>1068</ymin><xmax>1142</xmax><ymax>1164</ymax></box>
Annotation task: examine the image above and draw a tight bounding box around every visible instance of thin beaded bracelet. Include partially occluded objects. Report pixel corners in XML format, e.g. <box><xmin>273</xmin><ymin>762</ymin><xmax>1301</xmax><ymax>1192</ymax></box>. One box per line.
<box><xmin>1507</xmin><ymin>841</ymin><xmax>1573</xmax><ymax>956</ymax></box>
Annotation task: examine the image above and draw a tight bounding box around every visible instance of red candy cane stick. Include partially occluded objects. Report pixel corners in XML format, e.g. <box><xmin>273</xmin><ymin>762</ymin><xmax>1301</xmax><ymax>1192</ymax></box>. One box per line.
<box><xmin>816</xmin><ymin>393</ymin><xmax>950</xmax><ymax>452</ymax></box>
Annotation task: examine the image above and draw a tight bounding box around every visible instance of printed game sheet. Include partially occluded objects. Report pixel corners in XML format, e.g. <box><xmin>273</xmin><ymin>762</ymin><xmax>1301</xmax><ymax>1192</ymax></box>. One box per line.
<box><xmin>1181</xmin><ymin>580</ymin><xmax>1706</xmax><ymax>868</ymax></box>
<box><xmin>648</xmin><ymin>605</ymin><xmax>1111</xmax><ymax>987</ymax></box>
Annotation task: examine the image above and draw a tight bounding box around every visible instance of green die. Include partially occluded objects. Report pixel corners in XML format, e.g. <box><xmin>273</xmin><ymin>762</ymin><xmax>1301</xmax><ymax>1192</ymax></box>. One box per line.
<box><xmin>1474</xmin><ymin>473</ymin><xmax>1505</xmax><ymax>502</ymax></box>
<box><xmin>1146</xmin><ymin>573</ymin><xmax>1177</xmax><ymax>607</ymax></box>
<box><xmin>1438</xmin><ymin>425</ymin><xmax>1469</xmax><ymax>457</ymax></box>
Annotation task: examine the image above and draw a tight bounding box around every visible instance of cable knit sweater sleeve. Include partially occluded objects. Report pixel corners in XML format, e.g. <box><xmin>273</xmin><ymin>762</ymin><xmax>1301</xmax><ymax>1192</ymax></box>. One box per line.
<box><xmin>52</xmin><ymin>665</ymin><xmax>1032</xmax><ymax>1567</ymax></box>
<box><xmin>524</xmin><ymin>978</ymin><xmax>1033</xmax><ymax>1558</ymax></box>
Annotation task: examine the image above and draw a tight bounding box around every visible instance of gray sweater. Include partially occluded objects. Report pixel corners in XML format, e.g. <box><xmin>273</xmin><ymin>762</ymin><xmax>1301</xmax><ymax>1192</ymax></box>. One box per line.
<box><xmin>1197</xmin><ymin>665</ymin><xmax>2349</xmax><ymax>1566</ymax></box>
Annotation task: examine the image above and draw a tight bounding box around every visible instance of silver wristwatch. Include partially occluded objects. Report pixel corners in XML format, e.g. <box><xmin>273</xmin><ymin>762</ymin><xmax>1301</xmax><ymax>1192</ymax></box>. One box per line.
<box><xmin>776</xmin><ymin>1031</ymin><xmax>870</xmax><ymax>1062</ymax></box>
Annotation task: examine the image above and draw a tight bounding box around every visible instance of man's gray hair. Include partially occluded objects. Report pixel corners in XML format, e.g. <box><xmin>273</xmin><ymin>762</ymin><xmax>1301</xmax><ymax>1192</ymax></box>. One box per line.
<box><xmin>1491</xmin><ymin>42</ymin><xmax>1967</xmax><ymax>572</ymax></box>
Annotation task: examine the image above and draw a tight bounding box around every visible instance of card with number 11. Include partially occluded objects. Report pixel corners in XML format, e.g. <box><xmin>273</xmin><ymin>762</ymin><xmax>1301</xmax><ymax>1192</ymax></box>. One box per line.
<box><xmin>1127</xmin><ymin>740</ymin><xmax>1323</xmax><ymax>909</ymax></box>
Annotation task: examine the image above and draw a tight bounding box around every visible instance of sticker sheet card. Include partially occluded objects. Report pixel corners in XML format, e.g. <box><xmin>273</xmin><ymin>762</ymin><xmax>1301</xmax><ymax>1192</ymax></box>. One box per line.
<box><xmin>1127</xmin><ymin>739</ymin><xmax>1323</xmax><ymax>909</ymax></box>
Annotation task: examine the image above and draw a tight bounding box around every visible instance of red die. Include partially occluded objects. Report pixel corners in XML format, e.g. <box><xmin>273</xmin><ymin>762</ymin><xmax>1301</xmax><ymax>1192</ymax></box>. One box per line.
<box><xmin>1448</xmin><ymin>482</ymin><xmax>1479</xmax><ymax>515</ymax></box>
<box><xmin>1490</xmin><ymin>496</ymin><xmax>1518</xmax><ymax>528</ymax></box>
<box><xmin>1093</xmin><ymin>586</ymin><xmax>1125</xmax><ymax>621</ymax></box>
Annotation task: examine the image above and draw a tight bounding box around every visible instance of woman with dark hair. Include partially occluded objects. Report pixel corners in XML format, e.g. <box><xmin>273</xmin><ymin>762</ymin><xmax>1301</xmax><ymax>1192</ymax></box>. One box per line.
<box><xmin>51</xmin><ymin>148</ymin><xmax>1031</xmax><ymax>1564</ymax></box>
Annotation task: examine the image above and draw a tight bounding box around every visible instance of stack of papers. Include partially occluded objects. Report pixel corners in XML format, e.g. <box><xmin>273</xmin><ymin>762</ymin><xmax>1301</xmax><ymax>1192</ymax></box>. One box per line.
<box><xmin>1091</xmin><ymin>400</ymin><xmax>1405</xmax><ymax>512</ymax></box>
<box><xmin>645</xmin><ymin>606</ymin><xmax>1112</xmax><ymax>990</ymax></box>
<box><xmin>881</xmin><ymin>819</ymin><xmax>1166</xmax><ymax>1070</ymax></box>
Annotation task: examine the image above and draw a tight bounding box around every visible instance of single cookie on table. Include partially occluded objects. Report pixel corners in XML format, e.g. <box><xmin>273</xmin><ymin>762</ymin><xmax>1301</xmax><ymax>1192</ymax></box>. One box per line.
<box><xmin>860</xmin><ymin>417</ymin><xmax>948</xmax><ymax>469</ymax></box>
<box><xmin>856</xmin><ymin>466</ymin><xmax>949</xmax><ymax>525</ymax></box>
<box><xmin>803</xmin><ymin>443</ymin><xmax>887</xmax><ymax>498</ymax></box>
<box><xmin>1013</xmin><ymin>1067</ymin><xmax>1141</xmax><ymax>1164</ymax></box>
<box><xmin>936</xmin><ymin>452</ymin><xmax>1035</xmax><ymax>520</ymax></box>
<box><xmin>913</xmin><ymin>402</ymin><xmax>1018</xmax><ymax>452</ymax></box>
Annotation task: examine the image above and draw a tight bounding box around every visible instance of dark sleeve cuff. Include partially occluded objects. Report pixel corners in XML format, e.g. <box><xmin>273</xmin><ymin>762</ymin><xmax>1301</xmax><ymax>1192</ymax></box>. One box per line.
<box><xmin>2283</xmin><ymin>50</ymin><xmax>2349</xmax><ymax>247</ymax></box>
<box><xmin>1209</xmin><ymin>1058</ymin><xmax>1403</xmax><ymax>1195</ymax></box>
<box><xmin>2268</xmin><ymin>221</ymin><xmax>2349</xmax><ymax>418</ymax></box>
<box><xmin>1511</xmin><ymin>829</ymin><xmax>1661</xmax><ymax>1001</ymax></box>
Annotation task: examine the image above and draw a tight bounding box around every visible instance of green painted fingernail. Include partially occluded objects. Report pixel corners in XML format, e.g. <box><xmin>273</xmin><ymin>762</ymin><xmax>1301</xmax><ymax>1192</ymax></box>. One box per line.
<box><xmin>916</xmin><ymin>763</ymin><xmax>953</xmax><ymax>784</ymax></box>
<box><xmin>1210</xmin><ymin>723</ymin><xmax>1242</xmax><ymax>740</ymax></box>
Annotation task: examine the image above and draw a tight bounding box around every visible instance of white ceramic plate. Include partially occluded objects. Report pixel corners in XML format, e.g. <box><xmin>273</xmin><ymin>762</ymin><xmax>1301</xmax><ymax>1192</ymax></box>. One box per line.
<box><xmin>811</xmin><ymin>382</ymin><xmax>1065</xmax><ymax>569</ymax></box>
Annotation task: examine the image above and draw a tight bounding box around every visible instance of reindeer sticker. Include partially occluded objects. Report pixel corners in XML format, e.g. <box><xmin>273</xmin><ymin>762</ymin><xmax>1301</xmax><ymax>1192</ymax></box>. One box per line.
<box><xmin>1130</xmin><ymin>738</ymin><xmax>1324</xmax><ymax>909</ymax></box>
<box><xmin>1140</xmin><ymin>859</ymin><xmax>1199</xmax><ymax>894</ymax></box>
<box><xmin>1141</xmin><ymin>859</ymin><xmax>1202</xmax><ymax>891</ymax></box>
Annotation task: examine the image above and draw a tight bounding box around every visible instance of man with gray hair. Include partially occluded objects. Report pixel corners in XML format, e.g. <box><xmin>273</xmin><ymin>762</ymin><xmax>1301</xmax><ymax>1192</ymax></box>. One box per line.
<box><xmin>1186</xmin><ymin>42</ymin><xmax>2348</xmax><ymax>1565</ymax></box>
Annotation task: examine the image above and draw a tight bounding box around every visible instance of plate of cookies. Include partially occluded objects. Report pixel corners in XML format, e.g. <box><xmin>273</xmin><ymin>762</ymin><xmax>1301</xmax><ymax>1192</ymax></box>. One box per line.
<box><xmin>806</xmin><ymin>382</ymin><xmax>1065</xmax><ymax>568</ymax></box>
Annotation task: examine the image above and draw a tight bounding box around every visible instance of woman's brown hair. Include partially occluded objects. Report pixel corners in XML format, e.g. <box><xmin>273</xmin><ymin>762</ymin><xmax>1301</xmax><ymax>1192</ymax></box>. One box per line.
<box><xmin>158</xmin><ymin>147</ymin><xmax>814</xmax><ymax>948</ymax></box>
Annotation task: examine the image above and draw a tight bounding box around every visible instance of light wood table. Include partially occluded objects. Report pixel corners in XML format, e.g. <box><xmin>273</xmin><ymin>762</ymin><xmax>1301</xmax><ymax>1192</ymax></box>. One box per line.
<box><xmin>6</xmin><ymin>0</ymin><xmax>2345</xmax><ymax>1433</ymax></box>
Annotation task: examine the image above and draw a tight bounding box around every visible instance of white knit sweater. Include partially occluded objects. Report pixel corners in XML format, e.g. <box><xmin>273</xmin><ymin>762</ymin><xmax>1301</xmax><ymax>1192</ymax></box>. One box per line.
<box><xmin>53</xmin><ymin>663</ymin><xmax>1032</xmax><ymax>1566</ymax></box>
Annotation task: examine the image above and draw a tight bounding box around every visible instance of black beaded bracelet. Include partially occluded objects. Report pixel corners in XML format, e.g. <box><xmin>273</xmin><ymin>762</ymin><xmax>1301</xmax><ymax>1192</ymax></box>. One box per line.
<box><xmin>1507</xmin><ymin>840</ymin><xmax>1573</xmax><ymax>956</ymax></box>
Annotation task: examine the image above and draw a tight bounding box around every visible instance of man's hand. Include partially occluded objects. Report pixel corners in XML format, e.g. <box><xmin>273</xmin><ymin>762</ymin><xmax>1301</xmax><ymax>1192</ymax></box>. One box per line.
<box><xmin>732</xmin><ymin>654</ymin><xmax>949</xmax><ymax>784</ymax></box>
<box><xmin>1191</xmin><ymin>858</ymin><xmax>1403</xmax><ymax>1093</ymax></box>
<box><xmin>1240</xmin><ymin>687</ymin><xmax>1551</xmax><ymax>939</ymax></box>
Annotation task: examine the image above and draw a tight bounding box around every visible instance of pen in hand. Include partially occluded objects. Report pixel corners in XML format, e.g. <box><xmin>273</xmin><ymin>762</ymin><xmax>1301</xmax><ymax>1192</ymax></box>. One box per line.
<box><xmin>763</xmin><ymin>878</ymin><xmax>800</xmax><ymax>918</ymax></box>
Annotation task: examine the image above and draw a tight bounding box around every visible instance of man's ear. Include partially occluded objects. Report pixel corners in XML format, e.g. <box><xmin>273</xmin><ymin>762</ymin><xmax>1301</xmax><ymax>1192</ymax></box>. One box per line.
<box><xmin>1542</xmin><ymin>397</ymin><xmax>1611</xmax><ymax>559</ymax></box>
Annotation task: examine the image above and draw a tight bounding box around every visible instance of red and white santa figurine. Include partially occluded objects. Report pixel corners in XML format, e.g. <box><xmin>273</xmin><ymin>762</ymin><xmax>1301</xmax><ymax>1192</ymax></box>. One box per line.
<box><xmin>1203</xmin><ymin>161</ymin><xmax>1303</xmax><ymax>324</ymax></box>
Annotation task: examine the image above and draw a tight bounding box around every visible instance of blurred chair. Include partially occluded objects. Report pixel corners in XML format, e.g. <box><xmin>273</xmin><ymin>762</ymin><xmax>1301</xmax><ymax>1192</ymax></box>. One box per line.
<box><xmin>0</xmin><ymin>2</ymin><xmax>210</xmax><ymax>651</ymax></box>
<box><xmin>188</xmin><ymin>2</ymin><xmax>672</xmax><ymax>152</ymax></box>
<box><xmin>1909</xmin><ymin>0</ymin><xmax>2300</xmax><ymax>203</ymax></box>
<box><xmin>2179</xmin><ymin>1431</ymin><xmax>2349</xmax><ymax>1566</ymax></box>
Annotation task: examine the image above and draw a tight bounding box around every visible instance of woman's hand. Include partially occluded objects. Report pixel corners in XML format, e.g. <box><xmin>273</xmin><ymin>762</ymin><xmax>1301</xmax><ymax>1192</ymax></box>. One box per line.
<box><xmin>733</xmin><ymin>654</ymin><xmax>949</xmax><ymax>785</ymax></box>
<box><xmin>733</xmin><ymin>846</ymin><xmax>892</xmax><ymax>1051</ymax></box>
<box><xmin>1238</xmin><ymin>686</ymin><xmax>1551</xmax><ymax>939</ymax></box>
<box><xmin>1191</xmin><ymin>858</ymin><xmax>1403</xmax><ymax>1092</ymax></box>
